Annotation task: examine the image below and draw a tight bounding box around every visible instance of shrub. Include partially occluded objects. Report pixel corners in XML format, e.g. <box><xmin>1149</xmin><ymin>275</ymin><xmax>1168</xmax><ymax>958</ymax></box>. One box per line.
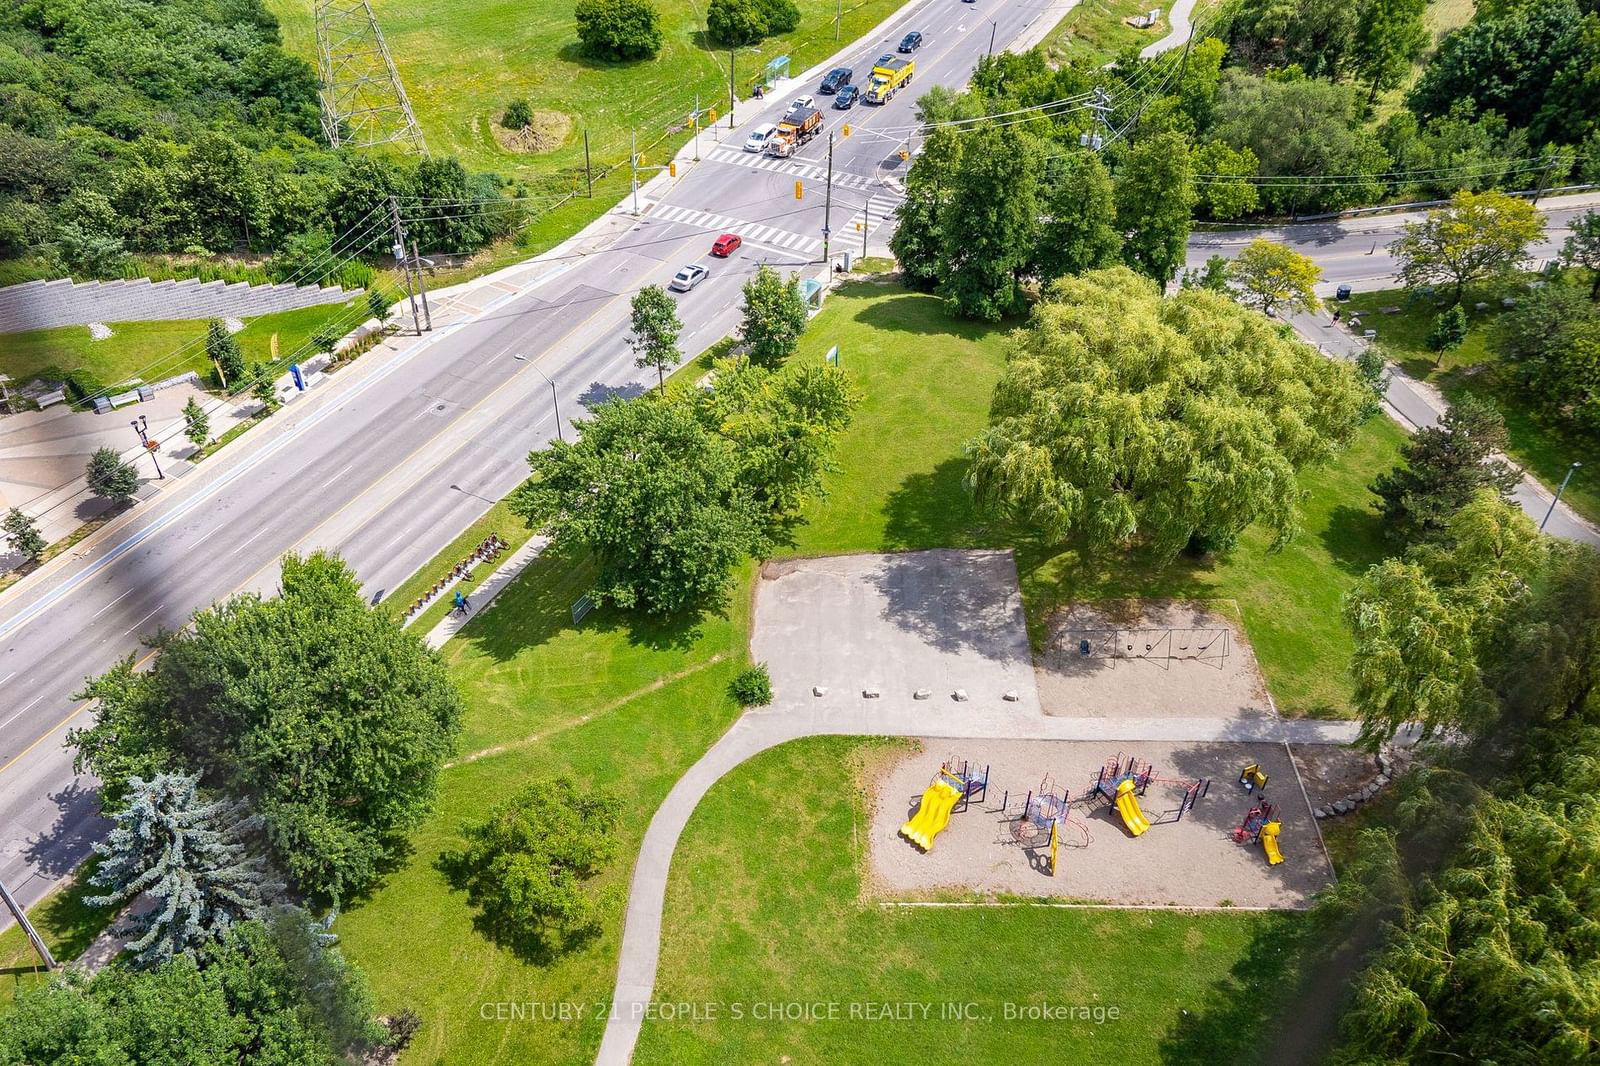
<box><xmin>730</xmin><ymin>663</ymin><xmax>774</xmax><ymax>706</ymax></box>
<box><xmin>573</xmin><ymin>0</ymin><xmax>662</xmax><ymax>60</ymax></box>
<box><xmin>1426</xmin><ymin>303</ymin><xmax>1468</xmax><ymax>354</ymax></box>
<box><xmin>502</xmin><ymin>98</ymin><xmax>533</xmax><ymax>130</ymax></box>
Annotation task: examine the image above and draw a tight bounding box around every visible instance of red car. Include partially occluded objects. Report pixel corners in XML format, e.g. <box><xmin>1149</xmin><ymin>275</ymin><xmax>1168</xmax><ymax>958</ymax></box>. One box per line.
<box><xmin>711</xmin><ymin>233</ymin><xmax>742</xmax><ymax>257</ymax></box>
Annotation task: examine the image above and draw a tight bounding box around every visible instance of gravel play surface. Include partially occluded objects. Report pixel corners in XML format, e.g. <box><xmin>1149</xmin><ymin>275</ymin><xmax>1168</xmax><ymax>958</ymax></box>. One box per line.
<box><xmin>869</xmin><ymin>738</ymin><xmax>1334</xmax><ymax>909</ymax></box>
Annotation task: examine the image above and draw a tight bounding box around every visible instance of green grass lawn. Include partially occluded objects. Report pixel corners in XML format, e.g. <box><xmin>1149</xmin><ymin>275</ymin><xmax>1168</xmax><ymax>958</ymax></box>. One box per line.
<box><xmin>636</xmin><ymin>736</ymin><xmax>1309</xmax><ymax>1064</ymax></box>
<box><xmin>1038</xmin><ymin>0</ymin><xmax>1170</xmax><ymax>68</ymax></box>
<box><xmin>0</xmin><ymin>301</ymin><xmax>365</xmax><ymax>393</ymax></box>
<box><xmin>266</xmin><ymin>0</ymin><xmax>908</xmax><ymax>189</ymax></box>
<box><xmin>1345</xmin><ymin>285</ymin><xmax>1600</xmax><ymax>525</ymax></box>
<box><xmin>0</xmin><ymin>860</ymin><xmax>110</xmax><ymax>1009</ymax></box>
<box><xmin>785</xmin><ymin>279</ymin><xmax>1405</xmax><ymax>715</ymax></box>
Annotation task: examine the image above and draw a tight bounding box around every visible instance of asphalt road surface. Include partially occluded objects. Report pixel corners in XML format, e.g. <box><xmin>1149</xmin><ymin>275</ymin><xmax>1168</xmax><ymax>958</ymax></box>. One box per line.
<box><xmin>0</xmin><ymin>0</ymin><xmax>1063</xmax><ymax>929</ymax></box>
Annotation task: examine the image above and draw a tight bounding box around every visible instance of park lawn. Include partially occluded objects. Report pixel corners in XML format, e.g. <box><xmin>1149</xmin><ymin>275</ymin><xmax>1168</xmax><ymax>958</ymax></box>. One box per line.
<box><xmin>784</xmin><ymin>278</ymin><xmax>1405</xmax><ymax>716</ymax></box>
<box><xmin>266</xmin><ymin>0</ymin><xmax>910</xmax><ymax>191</ymax></box>
<box><xmin>1344</xmin><ymin>286</ymin><xmax>1600</xmax><ymax>525</ymax></box>
<box><xmin>0</xmin><ymin>860</ymin><xmax>111</xmax><ymax>1010</ymax></box>
<box><xmin>1037</xmin><ymin>0</ymin><xmax>1169</xmax><ymax>68</ymax></box>
<box><xmin>0</xmin><ymin>301</ymin><xmax>364</xmax><ymax>394</ymax></box>
<box><xmin>637</xmin><ymin>736</ymin><xmax>1309</xmax><ymax>1064</ymax></box>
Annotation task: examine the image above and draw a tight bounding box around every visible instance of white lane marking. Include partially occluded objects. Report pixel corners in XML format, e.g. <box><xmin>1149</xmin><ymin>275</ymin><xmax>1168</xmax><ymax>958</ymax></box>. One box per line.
<box><xmin>320</xmin><ymin>461</ymin><xmax>356</xmax><ymax>488</ymax></box>
<box><xmin>89</xmin><ymin>587</ymin><xmax>135</xmax><ymax>620</ymax></box>
<box><xmin>0</xmin><ymin>693</ymin><xmax>47</xmax><ymax>732</ymax></box>
<box><xmin>188</xmin><ymin>522</ymin><xmax>224</xmax><ymax>551</ymax></box>
<box><xmin>0</xmin><ymin>672</ymin><xmax>14</xmax><ymax>686</ymax></box>
<box><xmin>231</xmin><ymin>526</ymin><xmax>272</xmax><ymax>556</ymax></box>
<box><xmin>124</xmin><ymin>604</ymin><xmax>164</xmax><ymax>636</ymax></box>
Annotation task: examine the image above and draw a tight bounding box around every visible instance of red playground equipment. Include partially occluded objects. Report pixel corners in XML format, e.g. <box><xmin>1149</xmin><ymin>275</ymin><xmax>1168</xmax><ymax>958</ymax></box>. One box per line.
<box><xmin>1234</xmin><ymin>798</ymin><xmax>1276</xmax><ymax>843</ymax></box>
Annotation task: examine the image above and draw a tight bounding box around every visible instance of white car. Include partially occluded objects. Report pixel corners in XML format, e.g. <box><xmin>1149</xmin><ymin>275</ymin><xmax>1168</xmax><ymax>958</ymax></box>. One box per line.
<box><xmin>744</xmin><ymin>123</ymin><xmax>777</xmax><ymax>152</ymax></box>
<box><xmin>668</xmin><ymin>263</ymin><xmax>709</xmax><ymax>292</ymax></box>
<box><xmin>790</xmin><ymin>95</ymin><xmax>816</xmax><ymax>111</ymax></box>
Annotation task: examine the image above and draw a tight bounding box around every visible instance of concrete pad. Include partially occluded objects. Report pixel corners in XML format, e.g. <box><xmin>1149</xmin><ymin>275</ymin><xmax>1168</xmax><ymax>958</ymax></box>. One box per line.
<box><xmin>869</xmin><ymin>738</ymin><xmax>1333</xmax><ymax>909</ymax></box>
<box><xmin>752</xmin><ymin>550</ymin><xmax>1042</xmax><ymax>720</ymax></box>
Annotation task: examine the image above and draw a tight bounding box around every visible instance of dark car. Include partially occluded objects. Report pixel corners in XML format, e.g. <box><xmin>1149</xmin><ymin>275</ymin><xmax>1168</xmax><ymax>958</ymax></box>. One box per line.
<box><xmin>876</xmin><ymin>52</ymin><xmax>894</xmax><ymax>65</ymax></box>
<box><xmin>819</xmin><ymin>67</ymin><xmax>852</xmax><ymax>94</ymax></box>
<box><xmin>834</xmin><ymin>85</ymin><xmax>859</xmax><ymax>109</ymax></box>
<box><xmin>897</xmin><ymin>31</ymin><xmax>922</xmax><ymax>52</ymax></box>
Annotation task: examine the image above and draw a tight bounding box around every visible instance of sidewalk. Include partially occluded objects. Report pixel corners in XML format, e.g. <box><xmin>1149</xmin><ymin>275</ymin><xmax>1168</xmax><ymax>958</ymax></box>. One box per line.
<box><xmin>421</xmin><ymin>537</ymin><xmax>546</xmax><ymax>649</ymax></box>
<box><xmin>1288</xmin><ymin>309</ymin><xmax>1600</xmax><ymax>547</ymax></box>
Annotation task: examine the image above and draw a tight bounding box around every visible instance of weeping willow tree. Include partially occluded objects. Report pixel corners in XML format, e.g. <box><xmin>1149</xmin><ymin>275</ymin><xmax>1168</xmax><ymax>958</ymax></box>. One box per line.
<box><xmin>964</xmin><ymin>267</ymin><xmax>1369</xmax><ymax>559</ymax></box>
<box><xmin>88</xmin><ymin>772</ymin><xmax>279</xmax><ymax>968</ymax></box>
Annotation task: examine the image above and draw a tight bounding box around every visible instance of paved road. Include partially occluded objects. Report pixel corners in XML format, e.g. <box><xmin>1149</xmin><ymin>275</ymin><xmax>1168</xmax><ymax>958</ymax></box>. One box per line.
<box><xmin>0</xmin><ymin>0</ymin><xmax>1063</xmax><ymax>931</ymax></box>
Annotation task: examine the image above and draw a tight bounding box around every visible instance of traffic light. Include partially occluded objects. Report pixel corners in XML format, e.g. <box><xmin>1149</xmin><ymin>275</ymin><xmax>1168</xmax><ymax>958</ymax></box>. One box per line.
<box><xmin>794</xmin><ymin>180</ymin><xmax>803</xmax><ymax>200</ymax></box>
<box><xmin>669</xmin><ymin>162</ymin><xmax>677</xmax><ymax>177</ymax></box>
<box><xmin>898</xmin><ymin>148</ymin><xmax>909</xmax><ymax>161</ymax></box>
<box><xmin>708</xmin><ymin>108</ymin><xmax>718</xmax><ymax>124</ymax></box>
<box><xmin>842</xmin><ymin>124</ymin><xmax>851</xmax><ymax>137</ymax></box>
<box><xmin>638</xmin><ymin>153</ymin><xmax>646</xmax><ymax>168</ymax></box>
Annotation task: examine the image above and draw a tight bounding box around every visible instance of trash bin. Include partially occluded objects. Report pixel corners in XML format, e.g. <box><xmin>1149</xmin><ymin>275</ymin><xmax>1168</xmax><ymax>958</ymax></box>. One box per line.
<box><xmin>1335</xmin><ymin>284</ymin><xmax>1352</xmax><ymax>301</ymax></box>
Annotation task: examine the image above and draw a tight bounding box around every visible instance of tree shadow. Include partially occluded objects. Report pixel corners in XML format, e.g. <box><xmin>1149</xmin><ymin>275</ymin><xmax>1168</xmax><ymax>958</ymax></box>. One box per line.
<box><xmin>880</xmin><ymin>456</ymin><xmax>990</xmax><ymax>552</ymax></box>
<box><xmin>1318</xmin><ymin>504</ymin><xmax>1389</xmax><ymax>576</ymax></box>
<box><xmin>1154</xmin><ymin>909</ymin><xmax>1313</xmax><ymax>1065</ymax></box>
<box><xmin>450</xmin><ymin>536</ymin><xmax>714</xmax><ymax>664</ymax></box>
<box><xmin>578</xmin><ymin>379</ymin><xmax>647</xmax><ymax>410</ymax></box>
<box><xmin>21</xmin><ymin>779</ymin><xmax>109</xmax><ymax>880</ymax></box>
<box><xmin>554</xmin><ymin>40</ymin><xmax>660</xmax><ymax>71</ymax></box>
<box><xmin>432</xmin><ymin>849</ymin><xmax>599</xmax><ymax>966</ymax></box>
<box><xmin>849</xmin><ymin>286</ymin><xmax>1023</xmax><ymax>340</ymax></box>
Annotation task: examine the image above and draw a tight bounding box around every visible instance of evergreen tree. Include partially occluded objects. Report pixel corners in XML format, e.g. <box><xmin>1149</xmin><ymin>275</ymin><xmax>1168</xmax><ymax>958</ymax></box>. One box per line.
<box><xmin>2</xmin><ymin>507</ymin><xmax>45</xmax><ymax>562</ymax></box>
<box><xmin>205</xmin><ymin>320</ymin><xmax>245</xmax><ymax>389</ymax></box>
<box><xmin>87</xmin><ymin>772</ymin><xmax>279</xmax><ymax>968</ymax></box>
<box><xmin>1371</xmin><ymin>394</ymin><xmax>1519</xmax><ymax>542</ymax></box>
<box><xmin>85</xmin><ymin>447</ymin><xmax>138</xmax><ymax>504</ymax></box>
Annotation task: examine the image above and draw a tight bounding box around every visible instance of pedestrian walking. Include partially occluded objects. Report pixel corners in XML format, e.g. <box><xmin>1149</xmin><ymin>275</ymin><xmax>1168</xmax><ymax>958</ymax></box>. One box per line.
<box><xmin>453</xmin><ymin>589</ymin><xmax>466</xmax><ymax>616</ymax></box>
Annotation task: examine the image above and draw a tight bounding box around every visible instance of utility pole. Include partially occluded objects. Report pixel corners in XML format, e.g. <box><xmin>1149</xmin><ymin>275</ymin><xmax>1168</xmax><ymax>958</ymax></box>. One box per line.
<box><xmin>630</xmin><ymin>129</ymin><xmax>639</xmax><ymax>215</ymax></box>
<box><xmin>823</xmin><ymin>132</ymin><xmax>834</xmax><ymax>267</ymax></box>
<box><xmin>988</xmin><ymin>20</ymin><xmax>996</xmax><ymax>56</ymax></box>
<box><xmin>0</xmin><ymin>878</ymin><xmax>55</xmax><ymax>971</ymax></box>
<box><xmin>693</xmin><ymin>93</ymin><xmax>701</xmax><ymax>161</ymax></box>
<box><xmin>583</xmin><ymin>129</ymin><xmax>593</xmax><ymax>197</ymax></box>
<box><xmin>410</xmin><ymin>241</ymin><xmax>432</xmax><ymax>331</ymax></box>
<box><xmin>835</xmin><ymin>0</ymin><xmax>841</xmax><ymax>39</ymax></box>
<box><xmin>862</xmin><ymin>195</ymin><xmax>870</xmax><ymax>258</ymax></box>
<box><xmin>1080</xmin><ymin>88</ymin><xmax>1110</xmax><ymax>151</ymax></box>
<box><xmin>388</xmin><ymin>196</ymin><xmax>420</xmax><ymax>334</ymax></box>
<box><xmin>533</xmin><ymin>365</ymin><xmax>564</xmax><ymax>442</ymax></box>
<box><xmin>1531</xmin><ymin>155</ymin><xmax>1554</xmax><ymax>206</ymax></box>
<box><xmin>729</xmin><ymin>48</ymin><xmax>737</xmax><ymax>130</ymax></box>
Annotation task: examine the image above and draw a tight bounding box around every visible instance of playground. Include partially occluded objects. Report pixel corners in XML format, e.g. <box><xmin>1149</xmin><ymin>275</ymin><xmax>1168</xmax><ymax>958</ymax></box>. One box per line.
<box><xmin>1036</xmin><ymin>602</ymin><xmax>1276</xmax><ymax>719</ymax></box>
<box><xmin>869</xmin><ymin>739</ymin><xmax>1334</xmax><ymax>908</ymax></box>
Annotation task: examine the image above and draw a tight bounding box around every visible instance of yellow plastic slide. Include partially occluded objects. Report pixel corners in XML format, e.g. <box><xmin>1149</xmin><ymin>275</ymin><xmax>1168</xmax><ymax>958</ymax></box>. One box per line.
<box><xmin>1260</xmin><ymin>821</ymin><xmax>1285</xmax><ymax>866</ymax></box>
<box><xmin>1114</xmin><ymin>778</ymin><xmax>1151</xmax><ymax>837</ymax></box>
<box><xmin>900</xmin><ymin>778</ymin><xmax>962</xmax><ymax>851</ymax></box>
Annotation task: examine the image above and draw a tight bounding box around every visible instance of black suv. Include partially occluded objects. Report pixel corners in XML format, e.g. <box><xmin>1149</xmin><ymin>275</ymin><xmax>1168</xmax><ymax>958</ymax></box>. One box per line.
<box><xmin>819</xmin><ymin>66</ymin><xmax>852</xmax><ymax>94</ymax></box>
<box><xmin>898</xmin><ymin>31</ymin><xmax>922</xmax><ymax>52</ymax></box>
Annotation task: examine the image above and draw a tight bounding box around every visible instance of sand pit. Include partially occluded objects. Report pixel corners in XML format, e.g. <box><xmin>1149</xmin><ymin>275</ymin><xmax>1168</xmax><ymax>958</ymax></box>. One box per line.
<box><xmin>868</xmin><ymin>738</ymin><xmax>1333</xmax><ymax>909</ymax></box>
<box><xmin>1035</xmin><ymin>602</ymin><xmax>1274</xmax><ymax>720</ymax></box>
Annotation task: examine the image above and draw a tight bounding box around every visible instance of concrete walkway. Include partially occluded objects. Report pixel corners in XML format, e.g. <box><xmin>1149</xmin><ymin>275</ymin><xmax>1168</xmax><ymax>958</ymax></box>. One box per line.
<box><xmin>421</xmin><ymin>536</ymin><xmax>546</xmax><ymax>649</ymax></box>
<box><xmin>593</xmin><ymin>703</ymin><xmax>1360</xmax><ymax>1065</ymax></box>
<box><xmin>1288</xmin><ymin>310</ymin><xmax>1600</xmax><ymax>547</ymax></box>
<box><xmin>1141</xmin><ymin>0</ymin><xmax>1198</xmax><ymax>57</ymax></box>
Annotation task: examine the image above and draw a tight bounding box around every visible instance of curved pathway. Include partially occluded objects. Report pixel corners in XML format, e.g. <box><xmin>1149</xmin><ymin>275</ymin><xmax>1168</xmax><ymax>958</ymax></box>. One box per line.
<box><xmin>594</xmin><ymin>703</ymin><xmax>1360</xmax><ymax>1065</ymax></box>
<box><xmin>1140</xmin><ymin>0</ymin><xmax>1199</xmax><ymax>57</ymax></box>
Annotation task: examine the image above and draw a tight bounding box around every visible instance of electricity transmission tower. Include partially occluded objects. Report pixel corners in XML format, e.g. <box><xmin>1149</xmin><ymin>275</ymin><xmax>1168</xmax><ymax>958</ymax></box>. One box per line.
<box><xmin>314</xmin><ymin>0</ymin><xmax>428</xmax><ymax>154</ymax></box>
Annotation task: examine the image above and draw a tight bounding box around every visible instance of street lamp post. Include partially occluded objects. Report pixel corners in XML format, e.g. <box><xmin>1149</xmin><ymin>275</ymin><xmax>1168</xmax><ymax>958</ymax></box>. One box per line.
<box><xmin>1541</xmin><ymin>461</ymin><xmax>1581</xmax><ymax>531</ymax></box>
<box><xmin>131</xmin><ymin>414</ymin><xmax>163</xmax><ymax>480</ymax></box>
<box><xmin>533</xmin><ymin>365</ymin><xmax>564</xmax><ymax>442</ymax></box>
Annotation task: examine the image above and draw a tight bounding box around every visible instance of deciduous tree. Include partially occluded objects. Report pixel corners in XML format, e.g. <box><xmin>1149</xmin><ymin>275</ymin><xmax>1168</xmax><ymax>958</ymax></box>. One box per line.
<box><xmin>1391</xmin><ymin>191</ymin><xmax>1545</xmax><ymax>303</ymax></box>
<box><xmin>1425</xmin><ymin>303</ymin><xmax>1469</xmax><ymax>360</ymax></box>
<box><xmin>1114</xmin><ymin>131</ymin><xmax>1196</xmax><ymax>285</ymax></box>
<box><xmin>2</xmin><ymin>507</ymin><xmax>44</xmax><ymax>562</ymax></box>
<box><xmin>443</xmin><ymin>776</ymin><xmax>620</xmax><ymax>955</ymax></box>
<box><xmin>1226</xmin><ymin>239</ymin><xmax>1322</xmax><ymax>316</ymax></box>
<box><xmin>511</xmin><ymin>396</ymin><xmax>765</xmax><ymax>614</ymax></box>
<box><xmin>70</xmin><ymin>552</ymin><xmax>463</xmax><ymax>902</ymax></box>
<box><xmin>1561</xmin><ymin>209</ymin><xmax>1600</xmax><ymax>298</ymax></box>
<box><xmin>965</xmin><ymin>268</ymin><xmax>1367</xmax><ymax>559</ymax></box>
<box><xmin>1034</xmin><ymin>151</ymin><xmax>1121</xmax><ymax>280</ymax></box>
<box><xmin>1351</xmin><ymin>0</ymin><xmax>1429</xmax><ymax>107</ymax></box>
<box><xmin>938</xmin><ymin>124</ymin><xmax>1042</xmax><ymax>320</ymax></box>
<box><xmin>574</xmin><ymin>0</ymin><xmax>662</xmax><ymax>59</ymax></box>
<box><xmin>889</xmin><ymin>128</ymin><xmax>962</xmax><ymax>291</ymax></box>
<box><xmin>182</xmin><ymin>396</ymin><xmax>210</xmax><ymax>451</ymax></box>
<box><xmin>630</xmin><ymin>284</ymin><xmax>681</xmax><ymax>389</ymax></box>
<box><xmin>738</xmin><ymin>265</ymin><xmax>808</xmax><ymax>368</ymax></box>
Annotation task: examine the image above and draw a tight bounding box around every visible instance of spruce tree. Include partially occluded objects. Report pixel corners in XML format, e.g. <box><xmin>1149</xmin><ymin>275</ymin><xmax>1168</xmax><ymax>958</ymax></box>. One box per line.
<box><xmin>88</xmin><ymin>772</ymin><xmax>279</xmax><ymax>968</ymax></box>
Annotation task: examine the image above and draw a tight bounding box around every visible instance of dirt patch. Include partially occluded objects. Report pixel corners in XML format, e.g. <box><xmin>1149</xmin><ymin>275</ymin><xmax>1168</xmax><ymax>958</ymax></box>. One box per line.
<box><xmin>1035</xmin><ymin>600</ymin><xmax>1274</xmax><ymax>720</ymax></box>
<box><xmin>867</xmin><ymin>738</ymin><xmax>1334</xmax><ymax>908</ymax></box>
<box><xmin>1288</xmin><ymin>744</ymin><xmax>1378</xmax><ymax>811</ymax></box>
<box><xmin>491</xmin><ymin>110</ymin><xmax>571</xmax><ymax>154</ymax></box>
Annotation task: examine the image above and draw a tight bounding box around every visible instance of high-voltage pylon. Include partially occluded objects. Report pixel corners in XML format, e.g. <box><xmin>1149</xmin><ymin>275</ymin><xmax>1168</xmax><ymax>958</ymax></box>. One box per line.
<box><xmin>314</xmin><ymin>0</ymin><xmax>428</xmax><ymax>154</ymax></box>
